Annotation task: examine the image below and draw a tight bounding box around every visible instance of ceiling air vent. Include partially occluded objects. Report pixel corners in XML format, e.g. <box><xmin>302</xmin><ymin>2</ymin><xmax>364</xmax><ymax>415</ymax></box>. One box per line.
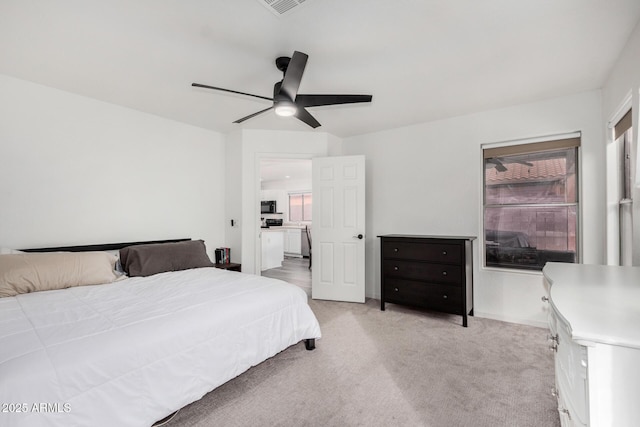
<box><xmin>256</xmin><ymin>0</ymin><xmax>309</xmax><ymax>17</ymax></box>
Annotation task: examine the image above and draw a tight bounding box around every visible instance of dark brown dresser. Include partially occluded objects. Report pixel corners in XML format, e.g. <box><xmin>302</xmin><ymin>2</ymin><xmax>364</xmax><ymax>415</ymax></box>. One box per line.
<box><xmin>378</xmin><ymin>235</ymin><xmax>475</xmax><ymax>327</ymax></box>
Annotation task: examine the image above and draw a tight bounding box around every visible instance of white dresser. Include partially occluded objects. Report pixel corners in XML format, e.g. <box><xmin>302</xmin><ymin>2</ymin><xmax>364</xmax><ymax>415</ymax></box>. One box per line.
<box><xmin>543</xmin><ymin>263</ymin><xmax>640</xmax><ymax>427</ymax></box>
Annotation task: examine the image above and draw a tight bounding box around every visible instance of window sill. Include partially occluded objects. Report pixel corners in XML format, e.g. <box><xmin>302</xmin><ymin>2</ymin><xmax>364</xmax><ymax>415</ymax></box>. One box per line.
<box><xmin>481</xmin><ymin>266</ymin><xmax>544</xmax><ymax>276</ymax></box>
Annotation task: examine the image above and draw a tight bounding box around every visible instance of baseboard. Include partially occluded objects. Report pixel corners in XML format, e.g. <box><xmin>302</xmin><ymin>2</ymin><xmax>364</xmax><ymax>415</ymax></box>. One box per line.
<box><xmin>473</xmin><ymin>311</ymin><xmax>548</xmax><ymax>329</ymax></box>
<box><xmin>284</xmin><ymin>254</ymin><xmax>303</xmax><ymax>258</ymax></box>
<box><xmin>366</xmin><ymin>297</ymin><xmax>550</xmax><ymax>329</ymax></box>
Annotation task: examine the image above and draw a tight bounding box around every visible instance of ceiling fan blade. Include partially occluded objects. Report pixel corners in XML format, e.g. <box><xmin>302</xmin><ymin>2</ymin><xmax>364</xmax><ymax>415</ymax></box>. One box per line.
<box><xmin>280</xmin><ymin>51</ymin><xmax>308</xmax><ymax>101</ymax></box>
<box><xmin>192</xmin><ymin>83</ymin><xmax>273</xmax><ymax>102</ymax></box>
<box><xmin>295</xmin><ymin>94</ymin><xmax>373</xmax><ymax>107</ymax></box>
<box><xmin>486</xmin><ymin>158</ymin><xmax>508</xmax><ymax>172</ymax></box>
<box><xmin>233</xmin><ymin>107</ymin><xmax>274</xmax><ymax>124</ymax></box>
<box><xmin>295</xmin><ymin>107</ymin><xmax>321</xmax><ymax>128</ymax></box>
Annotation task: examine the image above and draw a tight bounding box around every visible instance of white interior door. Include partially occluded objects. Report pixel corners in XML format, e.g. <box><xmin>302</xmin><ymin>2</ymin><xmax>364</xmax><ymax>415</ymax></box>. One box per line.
<box><xmin>311</xmin><ymin>155</ymin><xmax>365</xmax><ymax>303</ymax></box>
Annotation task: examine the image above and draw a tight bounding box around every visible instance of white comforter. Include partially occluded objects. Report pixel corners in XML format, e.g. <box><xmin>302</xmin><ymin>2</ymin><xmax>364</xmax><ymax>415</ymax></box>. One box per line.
<box><xmin>0</xmin><ymin>268</ymin><xmax>321</xmax><ymax>427</ymax></box>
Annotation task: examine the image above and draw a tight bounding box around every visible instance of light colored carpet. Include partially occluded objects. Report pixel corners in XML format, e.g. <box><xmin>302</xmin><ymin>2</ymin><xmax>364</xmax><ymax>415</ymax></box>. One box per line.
<box><xmin>165</xmin><ymin>299</ymin><xmax>560</xmax><ymax>427</ymax></box>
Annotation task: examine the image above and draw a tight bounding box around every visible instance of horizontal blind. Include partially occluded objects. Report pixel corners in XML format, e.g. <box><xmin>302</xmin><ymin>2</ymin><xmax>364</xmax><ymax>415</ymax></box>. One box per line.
<box><xmin>614</xmin><ymin>110</ymin><xmax>632</xmax><ymax>140</ymax></box>
<box><xmin>484</xmin><ymin>137</ymin><xmax>580</xmax><ymax>159</ymax></box>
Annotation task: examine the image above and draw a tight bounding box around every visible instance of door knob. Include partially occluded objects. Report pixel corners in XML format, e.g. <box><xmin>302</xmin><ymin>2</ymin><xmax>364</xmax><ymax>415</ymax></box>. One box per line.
<box><xmin>353</xmin><ymin>234</ymin><xmax>364</xmax><ymax>239</ymax></box>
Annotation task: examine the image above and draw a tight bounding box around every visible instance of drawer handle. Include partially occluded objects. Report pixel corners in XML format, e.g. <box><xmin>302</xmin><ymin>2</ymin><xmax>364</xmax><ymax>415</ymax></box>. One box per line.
<box><xmin>559</xmin><ymin>408</ymin><xmax>571</xmax><ymax>420</ymax></box>
<box><xmin>443</xmin><ymin>294</ymin><xmax>448</xmax><ymax>299</ymax></box>
<box><xmin>442</xmin><ymin>271</ymin><xmax>447</xmax><ymax>276</ymax></box>
<box><xmin>541</xmin><ymin>296</ymin><xmax>549</xmax><ymax>302</ymax></box>
<box><xmin>551</xmin><ymin>387</ymin><xmax>558</xmax><ymax>398</ymax></box>
<box><xmin>393</xmin><ymin>248</ymin><xmax>399</xmax><ymax>252</ymax></box>
<box><xmin>547</xmin><ymin>334</ymin><xmax>558</xmax><ymax>343</ymax></box>
<box><xmin>442</xmin><ymin>251</ymin><xmax>447</xmax><ymax>255</ymax></box>
<box><xmin>549</xmin><ymin>343</ymin><xmax>558</xmax><ymax>352</ymax></box>
<box><xmin>394</xmin><ymin>287</ymin><xmax>399</xmax><ymax>292</ymax></box>
<box><xmin>394</xmin><ymin>266</ymin><xmax>399</xmax><ymax>271</ymax></box>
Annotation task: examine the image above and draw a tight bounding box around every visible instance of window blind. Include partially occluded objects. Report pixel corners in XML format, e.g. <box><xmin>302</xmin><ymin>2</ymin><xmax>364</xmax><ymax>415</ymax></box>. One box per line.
<box><xmin>614</xmin><ymin>110</ymin><xmax>632</xmax><ymax>140</ymax></box>
<box><xmin>483</xmin><ymin>137</ymin><xmax>581</xmax><ymax>159</ymax></box>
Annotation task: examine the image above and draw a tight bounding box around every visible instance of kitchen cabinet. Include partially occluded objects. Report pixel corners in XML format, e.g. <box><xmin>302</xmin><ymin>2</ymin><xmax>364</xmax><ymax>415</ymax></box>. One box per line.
<box><xmin>543</xmin><ymin>263</ymin><xmax>640</xmax><ymax>426</ymax></box>
<box><xmin>261</xmin><ymin>230</ymin><xmax>284</xmax><ymax>271</ymax></box>
<box><xmin>269</xmin><ymin>226</ymin><xmax>303</xmax><ymax>257</ymax></box>
<box><xmin>284</xmin><ymin>228</ymin><xmax>302</xmax><ymax>257</ymax></box>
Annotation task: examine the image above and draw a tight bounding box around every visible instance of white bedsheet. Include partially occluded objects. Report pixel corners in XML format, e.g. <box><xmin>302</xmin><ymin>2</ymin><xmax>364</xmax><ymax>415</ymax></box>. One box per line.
<box><xmin>0</xmin><ymin>267</ymin><xmax>321</xmax><ymax>427</ymax></box>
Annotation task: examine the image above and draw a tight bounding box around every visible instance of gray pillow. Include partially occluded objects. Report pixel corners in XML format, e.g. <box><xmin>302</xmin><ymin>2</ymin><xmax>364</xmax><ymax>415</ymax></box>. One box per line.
<box><xmin>120</xmin><ymin>240</ymin><xmax>213</xmax><ymax>277</ymax></box>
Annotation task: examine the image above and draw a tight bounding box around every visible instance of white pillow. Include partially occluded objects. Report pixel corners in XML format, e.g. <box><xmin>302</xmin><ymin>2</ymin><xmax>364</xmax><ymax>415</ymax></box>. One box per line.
<box><xmin>0</xmin><ymin>252</ymin><xmax>120</xmax><ymax>298</ymax></box>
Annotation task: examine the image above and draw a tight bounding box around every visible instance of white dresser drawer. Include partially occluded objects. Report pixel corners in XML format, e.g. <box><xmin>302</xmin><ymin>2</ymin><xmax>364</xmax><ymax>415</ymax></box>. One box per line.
<box><xmin>556</xmin><ymin>386</ymin><xmax>587</xmax><ymax>427</ymax></box>
<box><xmin>551</xmin><ymin>305</ymin><xmax>588</xmax><ymax>426</ymax></box>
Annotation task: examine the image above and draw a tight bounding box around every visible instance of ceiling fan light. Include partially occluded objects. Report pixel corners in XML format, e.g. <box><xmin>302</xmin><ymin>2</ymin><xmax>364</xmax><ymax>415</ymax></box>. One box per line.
<box><xmin>275</xmin><ymin>102</ymin><xmax>297</xmax><ymax>117</ymax></box>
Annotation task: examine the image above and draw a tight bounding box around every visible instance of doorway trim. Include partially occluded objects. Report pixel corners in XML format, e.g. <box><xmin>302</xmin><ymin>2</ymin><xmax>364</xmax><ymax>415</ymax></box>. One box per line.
<box><xmin>254</xmin><ymin>152</ymin><xmax>314</xmax><ymax>274</ymax></box>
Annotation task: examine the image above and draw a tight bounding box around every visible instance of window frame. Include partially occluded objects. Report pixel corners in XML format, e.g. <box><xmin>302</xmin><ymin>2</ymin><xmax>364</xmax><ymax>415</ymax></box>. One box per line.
<box><xmin>622</xmin><ymin>128</ymin><xmax>633</xmax><ymax>201</ymax></box>
<box><xmin>617</xmin><ymin>122</ymin><xmax>633</xmax><ymax>266</ymax></box>
<box><xmin>482</xmin><ymin>135</ymin><xmax>581</xmax><ymax>272</ymax></box>
<box><xmin>288</xmin><ymin>192</ymin><xmax>312</xmax><ymax>222</ymax></box>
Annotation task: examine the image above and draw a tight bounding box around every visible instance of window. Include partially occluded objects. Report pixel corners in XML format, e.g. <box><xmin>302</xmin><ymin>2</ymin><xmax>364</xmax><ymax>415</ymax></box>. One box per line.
<box><xmin>614</xmin><ymin>109</ymin><xmax>633</xmax><ymax>265</ymax></box>
<box><xmin>483</xmin><ymin>136</ymin><xmax>580</xmax><ymax>271</ymax></box>
<box><xmin>289</xmin><ymin>192</ymin><xmax>312</xmax><ymax>222</ymax></box>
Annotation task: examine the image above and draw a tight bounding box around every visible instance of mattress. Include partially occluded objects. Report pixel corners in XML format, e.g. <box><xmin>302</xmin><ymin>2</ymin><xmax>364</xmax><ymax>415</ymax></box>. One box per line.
<box><xmin>0</xmin><ymin>267</ymin><xmax>321</xmax><ymax>427</ymax></box>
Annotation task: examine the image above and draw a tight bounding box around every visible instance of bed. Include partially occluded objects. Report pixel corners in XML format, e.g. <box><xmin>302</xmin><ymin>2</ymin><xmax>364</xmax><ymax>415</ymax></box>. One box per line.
<box><xmin>0</xmin><ymin>239</ymin><xmax>321</xmax><ymax>427</ymax></box>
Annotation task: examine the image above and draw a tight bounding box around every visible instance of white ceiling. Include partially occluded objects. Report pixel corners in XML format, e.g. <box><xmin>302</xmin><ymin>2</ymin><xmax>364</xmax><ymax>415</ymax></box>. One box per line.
<box><xmin>1</xmin><ymin>1</ymin><xmax>639</xmax><ymax>138</ymax></box>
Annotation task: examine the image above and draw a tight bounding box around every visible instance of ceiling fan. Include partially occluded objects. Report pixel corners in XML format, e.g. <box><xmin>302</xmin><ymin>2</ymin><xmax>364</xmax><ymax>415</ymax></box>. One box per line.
<box><xmin>192</xmin><ymin>51</ymin><xmax>372</xmax><ymax>129</ymax></box>
<box><xmin>486</xmin><ymin>158</ymin><xmax>534</xmax><ymax>172</ymax></box>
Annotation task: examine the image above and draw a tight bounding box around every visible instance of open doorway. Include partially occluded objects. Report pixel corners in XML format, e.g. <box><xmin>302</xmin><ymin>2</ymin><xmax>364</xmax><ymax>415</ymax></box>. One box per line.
<box><xmin>258</xmin><ymin>158</ymin><xmax>312</xmax><ymax>295</ymax></box>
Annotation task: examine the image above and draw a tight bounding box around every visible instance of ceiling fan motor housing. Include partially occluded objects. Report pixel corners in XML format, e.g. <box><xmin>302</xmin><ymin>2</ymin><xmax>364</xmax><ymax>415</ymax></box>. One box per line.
<box><xmin>275</xmin><ymin>56</ymin><xmax>291</xmax><ymax>73</ymax></box>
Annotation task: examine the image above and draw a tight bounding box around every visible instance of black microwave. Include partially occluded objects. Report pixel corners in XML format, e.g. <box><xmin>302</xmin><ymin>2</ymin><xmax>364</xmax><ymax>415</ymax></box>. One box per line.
<box><xmin>261</xmin><ymin>200</ymin><xmax>277</xmax><ymax>214</ymax></box>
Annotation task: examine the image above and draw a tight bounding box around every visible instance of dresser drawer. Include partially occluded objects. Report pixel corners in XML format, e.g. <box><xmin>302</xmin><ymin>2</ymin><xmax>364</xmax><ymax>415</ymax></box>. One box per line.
<box><xmin>552</xmin><ymin>306</ymin><xmax>588</xmax><ymax>426</ymax></box>
<box><xmin>384</xmin><ymin>279</ymin><xmax>462</xmax><ymax>314</ymax></box>
<box><xmin>383</xmin><ymin>260</ymin><xmax>462</xmax><ymax>284</ymax></box>
<box><xmin>382</xmin><ymin>241</ymin><xmax>462</xmax><ymax>264</ymax></box>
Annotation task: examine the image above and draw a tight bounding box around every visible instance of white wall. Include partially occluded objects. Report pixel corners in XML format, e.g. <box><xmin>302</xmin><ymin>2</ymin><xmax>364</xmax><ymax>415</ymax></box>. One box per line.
<box><xmin>224</xmin><ymin>131</ymin><xmax>243</xmax><ymax>263</ymax></box>
<box><xmin>342</xmin><ymin>90</ymin><xmax>604</xmax><ymax>326</ymax></box>
<box><xmin>603</xmin><ymin>19</ymin><xmax>640</xmax><ymax>132</ymax></box>
<box><xmin>0</xmin><ymin>74</ymin><xmax>226</xmax><ymax>256</ymax></box>
<box><xmin>262</xmin><ymin>178</ymin><xmax>312</xmax><ymax>192</ymax></box>
<box><xmin>231</xmin><ymin>129</ymin><xmax>331</xmax><ymax>274</ymax></box>
<box><xmin>602</xmin><ymin>19</ymin><xmax>640</xmax><ymax>265</ymax></box>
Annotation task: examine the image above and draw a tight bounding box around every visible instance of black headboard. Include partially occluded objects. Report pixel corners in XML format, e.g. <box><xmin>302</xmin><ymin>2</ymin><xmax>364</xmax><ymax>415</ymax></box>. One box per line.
<box><xmin>21</xmin><ymin>239</ymin><xmax>191</xmax><ymax>253</ymax></box>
